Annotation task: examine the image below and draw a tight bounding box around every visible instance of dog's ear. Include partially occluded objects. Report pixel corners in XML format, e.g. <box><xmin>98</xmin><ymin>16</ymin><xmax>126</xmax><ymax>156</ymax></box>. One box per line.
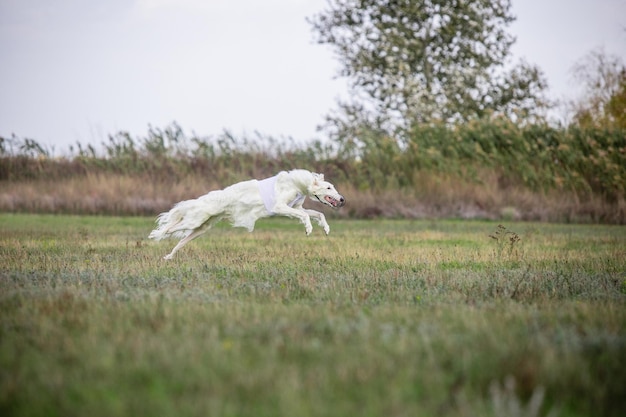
<box><xmin>312</xmin><ymin>172</ymin><xmax>324</xmax><ymax>185</ymax></box>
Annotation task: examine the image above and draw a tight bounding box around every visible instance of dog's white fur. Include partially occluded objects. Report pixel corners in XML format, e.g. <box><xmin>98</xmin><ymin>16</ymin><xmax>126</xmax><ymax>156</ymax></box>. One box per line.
<box><xmin>149</xmin><ymin>169</ymin><xmax>345</xmax><ymax>259</ymax></box>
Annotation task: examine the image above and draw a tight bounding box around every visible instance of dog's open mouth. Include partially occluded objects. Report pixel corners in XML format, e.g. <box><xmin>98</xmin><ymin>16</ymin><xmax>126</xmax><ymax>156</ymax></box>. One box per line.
<box><xmin>324</xmin><ymin>195</ymin><xmax>345</xmax><ymax>208</ymax></box>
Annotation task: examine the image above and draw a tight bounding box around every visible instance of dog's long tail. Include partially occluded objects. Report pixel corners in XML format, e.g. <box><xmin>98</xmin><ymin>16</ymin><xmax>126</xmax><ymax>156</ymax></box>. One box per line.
<box><xmin>148</xmin><ymin>195</ymin><xmax>219</xmax><ymax>240</ymax></box>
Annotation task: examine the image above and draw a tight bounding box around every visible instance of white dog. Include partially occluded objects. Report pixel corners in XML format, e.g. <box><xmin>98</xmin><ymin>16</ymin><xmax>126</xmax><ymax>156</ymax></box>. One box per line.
<box><xmin>149</xmin><ymin>169</ymin><xmax>345</xmax><ymax>259</ymax></box>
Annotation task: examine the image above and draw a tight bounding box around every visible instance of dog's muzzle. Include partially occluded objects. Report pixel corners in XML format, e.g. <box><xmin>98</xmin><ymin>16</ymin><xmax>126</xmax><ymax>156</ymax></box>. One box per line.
<box><xmin>324</xmin><ymin>195</ymin><xmax>346</xmax><ymax>208</ymax></box>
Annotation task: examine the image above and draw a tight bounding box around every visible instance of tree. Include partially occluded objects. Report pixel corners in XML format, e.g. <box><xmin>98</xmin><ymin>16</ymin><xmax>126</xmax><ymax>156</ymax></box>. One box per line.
<box><xmin>309</xmin><ymin>0</ymin><xmax>550</xmax><ymax>139</ymax></box>
<box><xmin>568</xmin><ymin>49</ymin><xmax>626</xmax><ymax>129</ymax></box>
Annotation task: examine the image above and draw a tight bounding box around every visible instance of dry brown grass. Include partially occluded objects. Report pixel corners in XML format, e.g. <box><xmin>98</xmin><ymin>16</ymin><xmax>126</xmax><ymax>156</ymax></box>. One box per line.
<box><xmin>337</xmin><ymin>170</ymin><xmax>623</xmax><ymax>223</ymax></box>
<box><xmin>1</xmin><ymin>171</ymin><xmax>622</xmax><ymax>223</ymax></box>
<box><xmin>0</xmin><ymin>174</ymin><xmax>215</xmax><ymax>215</ymax></box>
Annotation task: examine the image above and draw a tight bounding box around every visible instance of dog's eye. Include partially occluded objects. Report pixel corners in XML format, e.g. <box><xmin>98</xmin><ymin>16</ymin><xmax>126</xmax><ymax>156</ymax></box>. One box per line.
<box><xmin>327</xmin><ymin>187</ymin><xmax>331</xmax><ymax>190</ymax></box>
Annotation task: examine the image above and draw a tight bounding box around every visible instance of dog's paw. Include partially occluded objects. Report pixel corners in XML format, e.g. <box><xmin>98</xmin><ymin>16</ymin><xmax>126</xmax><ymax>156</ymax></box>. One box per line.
<box><xmin>163</xmin><ymin>254</ymin><xmax>174</xmax><ymax>260</ymax></box>
<box><xmin>323</xmin><ymin>224</ymin><xmax>330</xmax><ymax>235</ymax></box>
<box><xmin>305</xmin><ymin>222</ymin><xmax>313</xmax><ymax>235</ymax></box>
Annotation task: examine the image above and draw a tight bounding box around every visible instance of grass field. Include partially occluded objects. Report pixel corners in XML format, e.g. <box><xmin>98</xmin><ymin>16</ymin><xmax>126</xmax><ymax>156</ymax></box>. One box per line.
<box><xmin>1</xmin><ymin>213</ymin><xmax>625</xmax><ymax>417</ymax></box>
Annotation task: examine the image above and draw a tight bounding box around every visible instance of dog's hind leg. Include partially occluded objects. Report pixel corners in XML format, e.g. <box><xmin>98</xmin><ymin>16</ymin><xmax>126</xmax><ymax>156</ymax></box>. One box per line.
<box><xmin>163</xmin><ymin>229</ymin><xmax>204</xmax><ymax>260</ymax></box>
<box><xmin>163</xmin><ymin>215</ymin><xmax>223</xmax><ymax>260</ymax></box>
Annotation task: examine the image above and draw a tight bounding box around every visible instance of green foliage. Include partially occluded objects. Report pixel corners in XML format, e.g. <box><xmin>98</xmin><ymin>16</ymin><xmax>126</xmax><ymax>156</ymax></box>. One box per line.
<box><xmin>568</xmin><ymin>49</ymin><xmax>626</xmax><ymax>130</ymax></box>
<box><xmin>347</xmin><ymin>117</ymin><xmax>625</xmax><ymax>201</ymax></box>
<box><xmin>309</xmin><ymin>0</ymin><xmax>550</xmax><ymax>130</ymax></box>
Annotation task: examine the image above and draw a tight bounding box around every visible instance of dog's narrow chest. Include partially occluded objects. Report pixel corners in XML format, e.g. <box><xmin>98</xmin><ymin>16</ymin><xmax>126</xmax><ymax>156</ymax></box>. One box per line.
<box><xmin>257</xmin><ymin>176</ymin><xmax>278</xmax><ymax>213</ymax></box>
<box><xmin>257</xmin><ymin>175</ymin><xmax>304</xmax><ymax>214</ymax></box>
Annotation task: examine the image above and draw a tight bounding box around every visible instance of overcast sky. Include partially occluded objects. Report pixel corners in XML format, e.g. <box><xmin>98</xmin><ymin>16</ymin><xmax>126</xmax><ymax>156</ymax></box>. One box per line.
<box><xmin>1</xmin><ymin>0</ymin><xmax>625</xmax><ymax>154</ymax></box>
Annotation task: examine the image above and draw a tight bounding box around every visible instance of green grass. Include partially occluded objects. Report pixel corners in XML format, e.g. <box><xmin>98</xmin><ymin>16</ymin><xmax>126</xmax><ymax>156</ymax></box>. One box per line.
<box><xmin>1</xmin><ymin>214</ymin><xmax>625</xmax><ymax>417</ymax></box>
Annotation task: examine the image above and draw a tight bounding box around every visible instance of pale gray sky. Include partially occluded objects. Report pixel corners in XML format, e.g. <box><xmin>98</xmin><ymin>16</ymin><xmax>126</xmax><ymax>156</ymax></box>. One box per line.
<box><xmin>1</xmin><ymin>0</ymin><xmax>625</xmax><ymax>154</ymax></box>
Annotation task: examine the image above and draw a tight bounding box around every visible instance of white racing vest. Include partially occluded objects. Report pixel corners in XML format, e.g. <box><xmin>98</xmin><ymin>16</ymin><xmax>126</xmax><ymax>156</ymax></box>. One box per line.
<box><xmin>257</xmin><ymin>175</ymin><xmax>305</xmax><ymax>215</ymax></box>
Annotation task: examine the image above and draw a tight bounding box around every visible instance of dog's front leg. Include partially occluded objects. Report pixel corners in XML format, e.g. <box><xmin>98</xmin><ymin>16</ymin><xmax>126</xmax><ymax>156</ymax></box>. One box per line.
<box><xmin>304</xmin><ymin>209</ymin><xmax>330</xmax><ymax>235</ymax></box>
<box><xmin>272</xmin><ymin>205</ymin><xmax>313</xmax><ymax>235</ymax></box>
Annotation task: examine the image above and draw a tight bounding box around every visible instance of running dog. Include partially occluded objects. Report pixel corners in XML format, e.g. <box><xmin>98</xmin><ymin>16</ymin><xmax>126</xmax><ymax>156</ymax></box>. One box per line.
<box><xmin>149</xmin><ymin>169</ymin><xmax>345</xmax><ymax>259</ymax></box>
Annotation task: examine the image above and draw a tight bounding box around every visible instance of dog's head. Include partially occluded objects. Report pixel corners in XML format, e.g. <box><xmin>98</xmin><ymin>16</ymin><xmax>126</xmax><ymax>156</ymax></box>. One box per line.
<box><xmin>308</xmin><ymin>173</ymin><xmax>346</xmax><ymax>208</ymax></box>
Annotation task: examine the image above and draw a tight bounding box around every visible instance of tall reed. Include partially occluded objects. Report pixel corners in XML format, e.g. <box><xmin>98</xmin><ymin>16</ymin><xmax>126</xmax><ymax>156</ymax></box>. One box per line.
<box><xmin>1</xmin><ymin>120</ymin><xmax>624</xmax><ymax>222</ymax></box>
